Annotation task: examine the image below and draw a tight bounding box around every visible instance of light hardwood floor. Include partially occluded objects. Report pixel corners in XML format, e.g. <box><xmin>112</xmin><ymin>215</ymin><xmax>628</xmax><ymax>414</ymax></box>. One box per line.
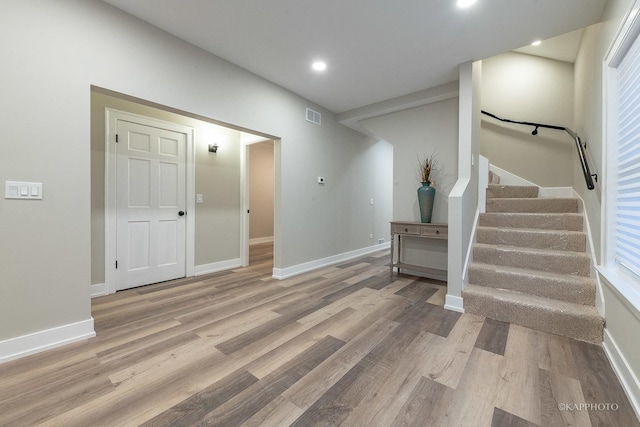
<box><xmin>0</xmin><ymin>242</ymin><xmax>637</xmax><ymax>426</ymax></box>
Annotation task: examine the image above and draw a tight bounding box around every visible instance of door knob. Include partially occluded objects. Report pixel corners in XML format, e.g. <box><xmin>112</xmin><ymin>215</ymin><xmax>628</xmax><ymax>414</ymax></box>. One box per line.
<box><xmin>178</xmin><ymin>211</ymin><xmax>185</xmax><ymax>216</ymax></box>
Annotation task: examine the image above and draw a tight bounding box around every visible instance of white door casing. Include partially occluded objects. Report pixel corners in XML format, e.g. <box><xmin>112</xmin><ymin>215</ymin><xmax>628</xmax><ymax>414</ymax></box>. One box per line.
<box><xmin>105</xmin><ymin>110</ymin><xmax>195</xmax><ymax>294</ymax></box>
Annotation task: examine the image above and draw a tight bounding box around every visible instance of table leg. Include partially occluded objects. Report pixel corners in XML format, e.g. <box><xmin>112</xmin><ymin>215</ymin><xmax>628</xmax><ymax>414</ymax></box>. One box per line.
<box><xmin>390</xmin><ymin>233</ymin><xmax>395</xmax><ymax>276</ymax></box>
<box><xmin>397</xmin><ymin>234</ymin><xmax>402</xmax><ymax>274</ymax></box>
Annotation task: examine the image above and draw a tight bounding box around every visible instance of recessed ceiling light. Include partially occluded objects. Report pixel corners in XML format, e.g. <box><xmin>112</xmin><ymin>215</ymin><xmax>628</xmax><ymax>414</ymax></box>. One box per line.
<box><xmin>312</xmin><ymin>61</ymin><xmax>327</xmax><ymax>72</ymax></box>
<box><xmin>457</xmin><ymin>0</ymin><xmax>477</xmax><ymax>8</ymax></box>
<box><xmin>531</xmin><ymin>40</ymin><xmax>542</xmax><ymax>46</ymax></box>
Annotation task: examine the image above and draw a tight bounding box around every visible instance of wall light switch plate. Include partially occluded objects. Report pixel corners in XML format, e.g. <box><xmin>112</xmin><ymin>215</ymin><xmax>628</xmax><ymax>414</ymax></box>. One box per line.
<box><xmin>196</xmin><ymin>194</ymin><xmax>203</xmax><ymax>204</ymax></box>
<box><xmin>5</xmin><ymin>181</ymin><xmax>42</xmax><ymax>200</ymax></box>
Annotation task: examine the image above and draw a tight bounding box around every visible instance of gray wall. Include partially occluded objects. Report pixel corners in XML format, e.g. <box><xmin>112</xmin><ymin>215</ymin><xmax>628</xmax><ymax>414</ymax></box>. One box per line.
<box><xmin>361</xmin><ymin>98</ymin><xmax>459</xmax><ymax>273</ymax></box>
<box><xmin>91</xmin><ymin>89</ymin><xmax>245</xmax><ymax>284</ymax></box>
<box><xmin>481</xmin><ymin>52</ymin><xmax>575</xmax><ymax>187</ymax></box>
<box><xmin>0</xmin><ymin>0</ymin><xmax>392</xmax><ymax>346</ymax></box>
<box><xmin>361</xmin><ymin>99</ymin><xmax>459</xmax><ymax>224</ymax></box>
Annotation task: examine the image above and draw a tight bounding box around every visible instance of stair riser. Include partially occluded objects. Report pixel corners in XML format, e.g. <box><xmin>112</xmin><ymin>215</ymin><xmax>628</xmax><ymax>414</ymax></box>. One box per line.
<box><xmin>468</xmin><ymin>265</ymin><xmax>595</xmax><ymax>305</ymax></box>
<box><xmin>479</xmin><ymin>213</ymin><xmax>583</xmax><ymax>231</ymax></box>
<box><xmin>473</xmin><ymin>246</ymin><xmax>591</xmax><ymax>276</ymax></box>
<box><xmin>486</xmin><ymin>198</ymin><xmax>578</xmax><ymax>213</ymax></box>
<box><xmin>476</xmin><ymin>228</ymin><xmax>586</xmax><ymax>252</ymax></box>
<box><xmin>463</xmin><ymin>290</ymin><xmax>603</xmax><ymax>344</ymax></box>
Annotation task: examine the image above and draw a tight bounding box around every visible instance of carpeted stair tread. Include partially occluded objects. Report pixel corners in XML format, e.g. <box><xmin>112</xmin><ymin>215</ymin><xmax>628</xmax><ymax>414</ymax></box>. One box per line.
<box><xmin>487</xmin><ymin>184</ymin><xmax>539</xmax><ymax>199</ymax></box>
<box><xmin>486</xmin><ymin>197</ymin><xmax>579</xmax><ymax>213</ymax></box>
<box><xmin>473</xmin><ymin>243</ymin><xmax>591</xmax><ymax>276</ymax></box>
<box><xmin>466</xmin><ymin>183</ymin><xmax>603</xmax><ymax>343</ymax></box>
<box><xmin>476</xmin><ymin>227</ymin><xmax>586</xmax><ymax>252</ymax></box>
<box><xmin>476</xmin><ymin>226</ymin><xmax>586</xmax><ymax>251</ymax></box>
<box><xmin>479</xmin><ymin>212</ymin><xmax>583</xmax><ymax>231</ymax></box>
<box><xmin>468</xmin><ymin>262</ymin><xmax>596</xmax><ymax>305</ymax></box>
<box><xmin>462</xmin><ymin>284</ymin><xmax>603</xmax><ymax>343</ymax></box>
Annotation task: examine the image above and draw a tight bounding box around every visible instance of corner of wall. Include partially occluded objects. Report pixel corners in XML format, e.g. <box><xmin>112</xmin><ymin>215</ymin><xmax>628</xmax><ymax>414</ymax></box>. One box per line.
<box><xmin>0</xmin><ymin>319</ymin><xmax>95</xmax><ymax>365</ymax></box>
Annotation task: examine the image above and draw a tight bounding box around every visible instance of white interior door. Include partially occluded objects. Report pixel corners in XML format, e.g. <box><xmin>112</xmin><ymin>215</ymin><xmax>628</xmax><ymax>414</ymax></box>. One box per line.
<box><xmin>116</xmin><ymin>119</ymin><xmax>187</xmax><ymax>290</ymax></box>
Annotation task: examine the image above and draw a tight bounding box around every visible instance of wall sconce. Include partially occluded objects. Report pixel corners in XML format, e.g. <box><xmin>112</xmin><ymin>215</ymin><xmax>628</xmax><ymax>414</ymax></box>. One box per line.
<box><xmin>208</xmin><ymin>143</ymin><xmax>219</xmax><ymax>153</ymax></box>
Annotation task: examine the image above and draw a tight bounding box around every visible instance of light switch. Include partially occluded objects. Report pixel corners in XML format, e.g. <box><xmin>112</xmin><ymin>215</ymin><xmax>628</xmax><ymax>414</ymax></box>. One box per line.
<box><xmin>7</xmin><ymin>184</ymin><xmax>18</xmax><ymax>197</ymax></box>
<box><xmin>196</xmin><ymin>194</ymin><xmax>203</xmax><ymax>204</ymax></box>
<box><xmin>5</xmin><ymin>181</ymin><xmax>43</xmax><ymax>200</ymax></box>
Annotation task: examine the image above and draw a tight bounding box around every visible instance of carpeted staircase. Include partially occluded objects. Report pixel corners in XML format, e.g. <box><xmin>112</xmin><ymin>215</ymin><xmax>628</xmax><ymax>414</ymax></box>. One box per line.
<box><xmin>463</xmin><ymin>183</ymin><xmax>604</xmax><ymax>344</ymax></box>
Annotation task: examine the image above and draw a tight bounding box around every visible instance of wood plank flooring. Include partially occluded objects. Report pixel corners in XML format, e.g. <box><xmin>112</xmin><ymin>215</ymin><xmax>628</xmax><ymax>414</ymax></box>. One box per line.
<box><xmin>0</xmin><ymin>242</ymin><xmax>638</xmax><ymax>426</ymax></box>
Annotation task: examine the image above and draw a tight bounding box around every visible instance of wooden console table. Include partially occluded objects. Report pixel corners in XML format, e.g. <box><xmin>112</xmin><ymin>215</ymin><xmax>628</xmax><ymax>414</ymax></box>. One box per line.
<box><xmin>390</xmin><ymin>221</ymin><xmax>448</xmax><ymax>277</ymax></box>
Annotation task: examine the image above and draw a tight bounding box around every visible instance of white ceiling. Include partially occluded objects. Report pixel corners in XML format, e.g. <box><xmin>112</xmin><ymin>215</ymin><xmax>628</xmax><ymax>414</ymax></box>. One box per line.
<box><xmin>101</xmin><ymin>0</ymin><xmax>606</xmax><ymax>114</ymax></box>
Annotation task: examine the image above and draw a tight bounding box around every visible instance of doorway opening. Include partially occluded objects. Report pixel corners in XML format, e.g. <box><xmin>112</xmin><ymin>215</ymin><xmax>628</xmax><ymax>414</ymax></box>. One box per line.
<box><xmin>241</xmin><ymin>136</ymin><xmax>276</xmax><ymax>272</ymax></box>
<box><xmin>91</xmin><ymin>86</ymin><xmax>280</xmax><ymax>296</ymax></box>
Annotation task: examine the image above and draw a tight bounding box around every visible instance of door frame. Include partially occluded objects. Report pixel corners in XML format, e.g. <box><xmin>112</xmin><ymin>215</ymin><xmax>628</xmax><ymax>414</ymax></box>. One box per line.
<box><xmin>240</xmin><ymin>137</ymin><xmax>280</xmax><ymax>268</ymax></box>
<box><xmin>105</xmin><ymin>109</ymin><xmax>195</xmax><ymax>294</ymax></box>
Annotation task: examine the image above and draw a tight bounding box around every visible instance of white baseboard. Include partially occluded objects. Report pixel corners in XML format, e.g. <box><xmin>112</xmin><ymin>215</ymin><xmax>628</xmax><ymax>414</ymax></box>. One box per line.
<box><xmin>603</xmin><ymin>328</ymin><xmax>640</xmax><ymax>421</ymax></box>
<box><xmin>91</xmin><ymin>283</ymin><xmax>107</xmax><ymax>298</ymax></box>
<box><xmin>0</xmin><ymin>318</ymin><xmax>95</xmax><ymax>364</ymax></box>
<box><xmin>249</xmin><ymin>236</ymin><xmax>274</xmax><ymax>244</ymax></box>
<box><xmin>194</xmin><ymin>258</ymin><xmax>242</xmax><ymax>276</ymax></box>
<box><xmin>272</xmin><ymin>242</ymin><xmax>391</xmax><ymax>280</ymax></box>
<box><xmin>444</xmin><ymin>294</ymin><xmax>465</xmax><ymax>313</ymax></box>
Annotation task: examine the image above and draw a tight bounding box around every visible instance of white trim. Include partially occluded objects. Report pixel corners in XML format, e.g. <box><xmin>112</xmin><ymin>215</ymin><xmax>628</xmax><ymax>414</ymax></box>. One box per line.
<box><xmin>603</xmin><ymin>328</ymin><xmax>640</xmax><ymax>420</ymax></box>
<box><xmin>462</xmin><ymin>208</ymin><xmax>480</xmax><ymax>285</ymax></box>
<box><xmin>597</xmin><ymin>265</ymin><xmax>640</xmax><ymax>315</ymax></box>
<box><xmin>91</xmin><ymin>283</ymin><xmax>107</xmax><ymax>298</ymax></box>
<box><xmin>444</xmin><ymin>295</ymin><xmax>465</xmax><ymax>313</ymax></box>
<box><xmin>478</xmin><ymin>155</ymin><xmax>489</xmax><ymax>214</ymax></box>
<box><xmin>272</xmin><ymin>242</ymin><xmax>390</xmax><ymax>280</ymax></box>
<box><xmin>604</xmin><ymin>1</ymin><xmax>640</xmax><ymax>67</ymax></box>
<box><xmin>601</xmin><ymin>0</ymin><xmax>640</xmax><ymax>310</ymax></box>
<box><xmin>105</xmin><ymin>109</ymin><xmax>196</xmax><ymax>295</ymax></box>
<box><xmin>572</xmin><ymin>190</ymin><xmax>606</xmax><ymax>315</ymax></box>
<box><xmin>0</xmin><ymin>319</ymin><xmax>95</xmax><ymax>364</ymax></box>
<box><xmin>241</xmin><ymin>138</ymin><xmax>278</xmax><ymax>268</ymax></box>
<box><xmin>446</xmin><ymin>177</ymin><xmax>470</xmax><ymax>312</ymax></box>
<box><xmin>240</xmin><ymin>141</ymin><xmax>249</xmax><ymax>267</ymax></box>
<box><xmin>250</xmin><ymin>236</ymin><xmax>274</xmax><ymax>244</ymax></box>
<box><xmin>194</xmin><ymin>259</ymin><xmax>242</xmax><ymax>276</ymax></box>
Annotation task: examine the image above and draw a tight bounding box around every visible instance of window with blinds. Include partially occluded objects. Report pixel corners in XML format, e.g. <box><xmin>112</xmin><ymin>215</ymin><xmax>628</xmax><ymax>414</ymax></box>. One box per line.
<box><xmin>615</xmin><ymin>28</ymin><xmax>640</xmax><ymax>278</ymax></box>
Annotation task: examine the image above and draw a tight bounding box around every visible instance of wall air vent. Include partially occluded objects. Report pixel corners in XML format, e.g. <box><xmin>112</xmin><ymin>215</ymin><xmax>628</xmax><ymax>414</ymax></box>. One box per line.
<box><xmin>306</xmin><ymin>108</ymin><xmax>321</xmax><ymax>125</ymax></box>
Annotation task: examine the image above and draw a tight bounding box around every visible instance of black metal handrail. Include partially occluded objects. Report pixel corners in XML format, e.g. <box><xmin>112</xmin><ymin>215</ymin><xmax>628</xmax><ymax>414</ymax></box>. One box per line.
<box><xmin>481</xmin><ymin>110</ymin><xmax>596</xmax><ymax>190</ymax></box>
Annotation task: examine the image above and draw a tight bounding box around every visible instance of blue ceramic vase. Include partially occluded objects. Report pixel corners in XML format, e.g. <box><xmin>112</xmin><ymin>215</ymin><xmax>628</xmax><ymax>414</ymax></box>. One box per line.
<box><xmin>417</xmin><ymin>182</ymin><xmax>436</xmax><ymax>223</ymax></box>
